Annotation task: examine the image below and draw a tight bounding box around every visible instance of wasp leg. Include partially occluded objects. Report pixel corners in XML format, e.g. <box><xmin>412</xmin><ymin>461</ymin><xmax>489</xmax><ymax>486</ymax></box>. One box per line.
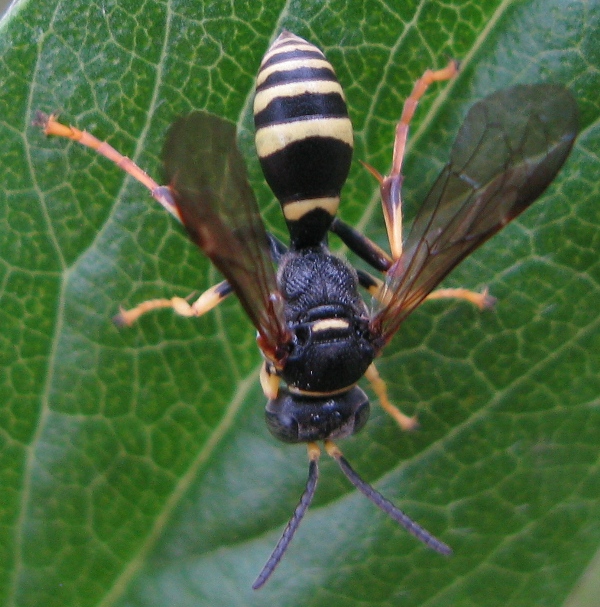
<box><xmin>426</xmin><ymin>287</ymin><xmax>496</xmax><ymax>310</ymax></box>
<box><xmin>356</xmin><ymin>270</ymin><xmax>399</xmax><ymax>312</ymax></box>
<box><xmin>356</xmin><ymin>269</ymin><xmax>383</xmax><ymax>298</ymax></box>
<box><xmin>377</xmin><ymin>61</ymin><xmax>459</xmax><ymax>259</ymax></box>
<box><xmin>358</xmin><ymin>268</ymin><xmax>495</xmax><ymax>313</ymax></box>
<box><xmin>260</xmin><ymin>361</ymin><xmax>281</xmax><ymax>399</ymax></box>
<box><xmin>365</xmin><ymin>363</ymin><xmax>419</xmax><ymax>431</ymax></box>
<box><xmin>114</xmin><ymin>280</ymin><xmax>233</xmax><ymax>327</ymax></box>
<box><xmin>330</xmin><ymin>218</ymin><xmax>393</xmax><ymax>272</ymax></box>
<box><xmin>34</xmin><ymin>111</ymin><xmax>181</xmax><ymax>221</ymax></box>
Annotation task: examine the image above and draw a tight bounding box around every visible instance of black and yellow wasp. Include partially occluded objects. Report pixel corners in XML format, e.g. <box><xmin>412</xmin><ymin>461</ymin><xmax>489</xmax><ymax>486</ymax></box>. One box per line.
<box><xmin>36</xmin><ymin>31</ymin><xmax>577</xmax><ymax>588</ymax></box>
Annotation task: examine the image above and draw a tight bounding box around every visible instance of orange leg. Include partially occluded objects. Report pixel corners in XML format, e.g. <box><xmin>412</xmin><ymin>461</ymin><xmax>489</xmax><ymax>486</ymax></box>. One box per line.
<box><xmin>425</xmin><ymin>287</ymin><xmax>496</xmax><ymax>310</ymax></box>
<box><xmin>365</xmin><ymin>363</ymin><xmax>419</xmax><ymax>431</ymax></box>
<box><xmin>361</xmin><ymin>269</ymin><xmax>495</xmax><ymax>313</ymax></box>
<box><xmin>113</xmin><ymin>280</ymin><xmax>233</xmax><ymax>327</ymax></box>
<box><xmin>35</xmin><ymin>112</ymin><xmax>239</xmax><ymax>328</ymax></box>
<box><xmin>365</xmin><ymin>61</ymin><xmax>459</xmax><ymax>260</ymax></box>
<box><xmin>259</xmin><ymin>361</ymin><xmax>281</xmax><ymax>400</ymax></box>
<box><xmin>34</xmin><ymin>111</ymin><xmax>180</xmax><ymax>221</ymax></box>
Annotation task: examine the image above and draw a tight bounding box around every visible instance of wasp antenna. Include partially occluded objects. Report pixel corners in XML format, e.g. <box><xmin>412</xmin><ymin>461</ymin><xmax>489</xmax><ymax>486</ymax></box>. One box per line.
<box><xmin>324</xmin><ymin>440</ymin><xmax>452</xmax><ymax>556</ymax></box>
<box><xmin>253</xmin><ymin>444</ymin><xmax>321</xmax><ymax>590</ymax></box>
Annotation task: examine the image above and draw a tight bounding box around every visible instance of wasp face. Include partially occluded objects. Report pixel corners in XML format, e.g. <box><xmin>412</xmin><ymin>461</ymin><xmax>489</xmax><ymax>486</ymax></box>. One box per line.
<box><xmin>265</xmin><ymin>386</ymin><xmax>370</xmax><ymax>444</ymax></box>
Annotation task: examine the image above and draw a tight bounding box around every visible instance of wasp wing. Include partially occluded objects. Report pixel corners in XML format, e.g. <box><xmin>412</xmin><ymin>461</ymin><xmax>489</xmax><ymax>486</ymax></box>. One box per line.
<box><xmin>163</xmin><ymin>111</ymin><xmax>290</xmax><ymax>362</ymax></box>
<box><xmin>371</xmin><ymin>84</ymin><xmax>578</xmax><ymax>347</ymax></box>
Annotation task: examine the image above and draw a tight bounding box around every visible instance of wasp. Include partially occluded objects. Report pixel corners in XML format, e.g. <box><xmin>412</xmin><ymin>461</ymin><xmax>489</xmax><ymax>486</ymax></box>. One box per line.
<box><xmin>35</xmin><ymin>30</ymin><xmax>577</xmax><ymax>589</ymax></box>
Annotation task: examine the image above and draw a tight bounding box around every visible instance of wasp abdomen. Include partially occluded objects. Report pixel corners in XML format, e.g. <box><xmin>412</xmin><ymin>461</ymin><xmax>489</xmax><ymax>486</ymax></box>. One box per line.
<box><xmin>254</xmin><ymin>31</ymin><xmax>354</xmax><ymax>247</ymax></box>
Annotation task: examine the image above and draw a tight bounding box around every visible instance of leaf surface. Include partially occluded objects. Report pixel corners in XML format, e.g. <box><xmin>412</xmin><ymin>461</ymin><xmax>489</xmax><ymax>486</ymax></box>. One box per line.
<box><xmin>1</xmin><ymin>1</ymin><xmax>598</xmax><ymax>606</ymax></box>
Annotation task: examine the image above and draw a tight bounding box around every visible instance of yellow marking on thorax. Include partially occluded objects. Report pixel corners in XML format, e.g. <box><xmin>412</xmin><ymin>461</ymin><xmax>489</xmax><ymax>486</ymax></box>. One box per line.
<box><xmin>311</xmin><ymin>318</ymin><xmax>350</xmax><ymax>332</ymax></box>
<box><xmin>286</xmin><ymin>382</ymin><xmax>358</xmax><ymax>398</ymax></box>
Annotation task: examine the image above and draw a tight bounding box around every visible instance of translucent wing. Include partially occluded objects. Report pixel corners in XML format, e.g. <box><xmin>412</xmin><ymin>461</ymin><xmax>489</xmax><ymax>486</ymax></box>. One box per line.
<box><xmin>163</xmin><ymin>111</ymin><xmax>290</xmax><ymax>363</ymax></box>
<box><xmin>370</xmin><ymin>84</ymin><xmax>578</xmax><ymax>347</ymax></box>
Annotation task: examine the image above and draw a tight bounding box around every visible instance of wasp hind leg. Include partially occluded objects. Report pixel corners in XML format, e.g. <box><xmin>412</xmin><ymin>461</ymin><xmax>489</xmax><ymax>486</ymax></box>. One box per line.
<box><xmin>330</xmin><ymin>218</ymin><xmax>393</xmax><ymax>272</ymax></box>
<box><xmin>114</xmin><ymin>280</ymin><xmax>233</xmax><ymax>327</ymax></box>
<box><xmin>359</xmin><ymin>61</ymin><xmax>494</xmax><ymax>311</ymax></box>
<box><xmin>365</xmin><ymin>363</ymin><xmax>419</xmax><ymax>431</ymax></box>
<box><xmin>34</xmin><ymin>112</ymin><xmax>181</xmax><ymax>220</ymax></box>
<box><xmin>374</xmin><ymin>60</ymin><xmax>459</xmax><ymax>259</ymax></box>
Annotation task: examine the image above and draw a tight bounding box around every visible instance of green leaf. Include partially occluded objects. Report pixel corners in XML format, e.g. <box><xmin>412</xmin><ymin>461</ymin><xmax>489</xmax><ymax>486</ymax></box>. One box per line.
<box><xmin>1</xmin><ymin>0</ymin><xmax>598</xmax><ymax>606</ymax></box>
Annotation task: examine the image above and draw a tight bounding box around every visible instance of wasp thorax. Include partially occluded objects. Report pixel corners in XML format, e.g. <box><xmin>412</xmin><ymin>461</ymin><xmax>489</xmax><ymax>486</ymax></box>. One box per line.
<box><xmin>283</xmin><ymin>314</ymin><xmax>374</xmax><ymax>392</ymax></box>
<box><xmin>277</xmin><ymin>247</ymin><xmax>375</xmax><ymax>392</ymax></box>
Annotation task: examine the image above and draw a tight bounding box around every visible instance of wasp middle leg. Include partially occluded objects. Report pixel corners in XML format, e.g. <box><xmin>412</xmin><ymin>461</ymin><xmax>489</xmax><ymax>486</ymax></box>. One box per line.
<box><xmin>113</xmin><ymin>280</ymin><xmax>234</xmax><ymax>327</ymax></box>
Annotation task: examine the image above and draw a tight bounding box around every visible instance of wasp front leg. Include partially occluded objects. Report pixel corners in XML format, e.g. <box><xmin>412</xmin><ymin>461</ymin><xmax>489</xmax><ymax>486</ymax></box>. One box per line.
<box><xmin>347</xmin><ymin>266</ymin><xmax>420</xmax><ymax>430</ymax></box>
<box><xmin>365</xmin><ymin>364</ymin><xmax>419</xmax><ymax>431</ymax></box>
<box><xmin>260</xmin><ymin>361</ymin><xmax>281</xmax><ymax>400</ymax></box>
